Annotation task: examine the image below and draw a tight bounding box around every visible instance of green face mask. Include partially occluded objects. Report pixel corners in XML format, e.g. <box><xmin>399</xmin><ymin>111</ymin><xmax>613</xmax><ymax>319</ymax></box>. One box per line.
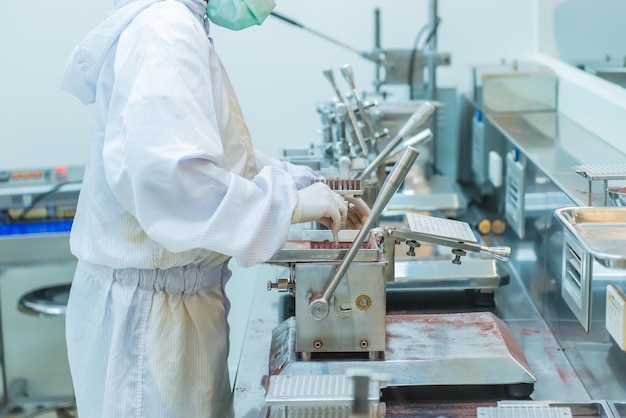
<box><xmin>206</xmin><ymin>0</ymin><xmax>276</xmax><ymax>31</ymax></box>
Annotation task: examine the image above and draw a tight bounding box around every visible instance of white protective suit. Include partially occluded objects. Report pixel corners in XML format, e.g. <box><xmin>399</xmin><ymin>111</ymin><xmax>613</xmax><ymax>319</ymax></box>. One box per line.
<box><xmin>61</xmin><ymin>0</ymin><xmax>321</xmax><ymax>416</ymax></box>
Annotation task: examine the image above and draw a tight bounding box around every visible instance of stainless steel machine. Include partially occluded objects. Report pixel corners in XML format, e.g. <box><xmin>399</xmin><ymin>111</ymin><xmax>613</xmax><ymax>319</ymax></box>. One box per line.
<box><xmin>259</xmin><ymin>148</ymin><xmax>533</xmax><ymax>416</ymax></box>
<box><xmin>273</xmin><ymin>1</ymin><xmax>463</xmax><ymax>213</ymax></box>
<box><xmin>282</xmin><ymin>80</ymin><xmax>506</xmax><ymax>300</ymax></box>
<box><xmin>0</xmin><ymin>165</ymin><xmax>82</xmax><ymax>417</ymax></box>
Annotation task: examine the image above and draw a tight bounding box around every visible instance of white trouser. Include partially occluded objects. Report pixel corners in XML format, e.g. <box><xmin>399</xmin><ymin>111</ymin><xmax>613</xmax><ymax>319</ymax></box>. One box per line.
<box><xmin>66</xmin><ymin>261</ymin><xmax>233</xmax><ymax>418</ymax></box>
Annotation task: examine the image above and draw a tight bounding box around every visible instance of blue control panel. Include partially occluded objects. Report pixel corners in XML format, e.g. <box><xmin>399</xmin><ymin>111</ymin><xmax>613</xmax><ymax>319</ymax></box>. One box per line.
<box><xmin>0</xmin><ymin>220</ymin><xmax>73</xmax><ymax>236</ymax></box>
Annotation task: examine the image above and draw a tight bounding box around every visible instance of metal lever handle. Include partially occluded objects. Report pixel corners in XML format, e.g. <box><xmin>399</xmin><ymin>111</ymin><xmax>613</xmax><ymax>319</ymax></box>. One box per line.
<box><xmin>322</xmin><ymin>68</ymin><xmax>368</xmax><ymax>158</ymax></box>
<box><xmin>358</xmin><ymin>101</ymin><xmax>435</xmax><ymax>181</ymax></box>
<box><xmin>322</xmin><ymin>69</ymin><xmax>342</xmax><ymax>100</ymax></box>
<box><xmin>397</xmin><ymin>101</ymin><xmax>436</xmax><ymax>139</ymax></box>
<box><xmin>340</xmin><ymin>64</ymin><xmax>357</xmax><ymax>91</ymax></box>
<box><xmin>308</xmin><ymin>146</ymin><xmax>420</xmax><ymax>320</ymax></box>
<box><xmin>481</xmin><ymin>246</ymin><xmax>511</xmax><ymax>261</ymax></box>
<box><xmin>340</xmin><ymin>64</ymin><xmax>377</xmax><ymax>142</ymax></box>
<box><xmin>386</xmin><ymin>229</ymin><xmax>512</xmax><ymax>264</ymax></box>
<box><xmin>384</xmin><ymin>129</ymin><xmax>434</xmax><ymax>163</ymax></box>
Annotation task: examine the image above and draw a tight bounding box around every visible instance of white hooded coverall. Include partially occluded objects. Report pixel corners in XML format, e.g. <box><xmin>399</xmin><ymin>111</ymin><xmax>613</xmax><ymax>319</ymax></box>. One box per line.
<box><xmin>60</xmin><ymin>0</ymin><xmax>319</xmax><ymax>416</ymax></box>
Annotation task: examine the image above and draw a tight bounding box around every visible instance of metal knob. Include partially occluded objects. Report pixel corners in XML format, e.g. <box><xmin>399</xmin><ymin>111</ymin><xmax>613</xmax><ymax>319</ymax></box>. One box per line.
<box><xmin>267</xmin><ymin>278</ymin><xmax>291</xmax><ymax>292</ymax></box>
<box><xmin>452</xmin><ymin>248</ymin><xmax>467</xmax><ymax>265</ymax></box>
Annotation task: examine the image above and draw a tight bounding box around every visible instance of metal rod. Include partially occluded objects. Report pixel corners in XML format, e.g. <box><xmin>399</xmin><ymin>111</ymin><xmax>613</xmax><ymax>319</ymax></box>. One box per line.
<box><xmin>270</xmin><ymin>12</ymin><xmax>375</xmax><ymax>62</ymax></box>
<box><xmin>373</xmin><ymin>8</ymin><xmax>382</xmax><ymax>92</ymax></box>
<box><xmin>308</xmin><ymin>146</ymin><xmax>420</xmax><ymax>320</ymax></box>
<box><xmin>425</xmin><ymin>0</ymin><xmax>441</xmax><ymax>177</ymax></box>
<box><xmin>427</xmin><ymin>0</ymin><xmax>438</xmax><ymax>101</ymax></box>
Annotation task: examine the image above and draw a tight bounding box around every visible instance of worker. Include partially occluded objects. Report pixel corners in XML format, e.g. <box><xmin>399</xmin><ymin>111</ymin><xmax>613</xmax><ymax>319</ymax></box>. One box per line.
<box><xmin>60</xmin><ymin>0</ymin><xmax>368</xmax><ymax>416</ymax></box>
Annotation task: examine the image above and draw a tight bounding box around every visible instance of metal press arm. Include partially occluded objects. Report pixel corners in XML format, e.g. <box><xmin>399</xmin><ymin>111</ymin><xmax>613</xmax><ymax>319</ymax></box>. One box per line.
<box><xmin>308</xmin><ymin>146</ymin><xmax>420</xmax><ymax>320</ymax></box>
<box><xmin>340</xmin><ymin>64</ymin><xmax>377</xmax><ymax>142</ymax></box>
<box><xmin>388</xmin><ymin>229</ymin><xmax>511</xmax><ymax>263</ymax></box>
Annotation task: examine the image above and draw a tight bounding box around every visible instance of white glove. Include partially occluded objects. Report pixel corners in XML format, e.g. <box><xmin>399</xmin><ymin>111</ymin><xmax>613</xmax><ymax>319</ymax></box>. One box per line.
<box><xmin>291</xmin><ymin>182</ymin><xmax>348</xmax><ymax>237</ymax></box>
<box><xmin>345</xmin><ymin>196</ymin><xmax>370</xmax><ymax>230</ymax></box>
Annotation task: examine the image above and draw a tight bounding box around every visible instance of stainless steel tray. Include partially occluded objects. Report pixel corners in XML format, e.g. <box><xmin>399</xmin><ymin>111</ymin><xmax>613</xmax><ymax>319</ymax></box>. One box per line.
<box><xmin>267</xmin><ymin>229</ymin><xmax>381</xmax><ymax>263</ymax></box>
<box><xmin>554</xmin><ymin>207</ymin><xmax>626</xmax><ymax>270</ymax></box>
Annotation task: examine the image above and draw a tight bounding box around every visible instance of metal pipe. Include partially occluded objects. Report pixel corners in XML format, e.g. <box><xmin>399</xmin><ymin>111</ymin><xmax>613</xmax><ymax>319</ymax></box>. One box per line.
<box><xmin>373</xmin><ymin>8</ymin><xmax>382</xmax><ymax>93</ymax></box>
<box><xmin>427</xmin><ymin>0</ymin><xmax>438</xmax><ymax>101</ymax></box>
<box><xmin>426</xmin><ymin>0</ymin><xmax>439</xmax><ymax>174</ymax></box>
<box><xmin>308</xmin><ymin>146</ymin><xmax>420</xmax><ymax>320</ymax></box>
<box><xmin>270</xmin><ymin>12</ymin><xmax>375</xmax><ymax>63</ymax></box>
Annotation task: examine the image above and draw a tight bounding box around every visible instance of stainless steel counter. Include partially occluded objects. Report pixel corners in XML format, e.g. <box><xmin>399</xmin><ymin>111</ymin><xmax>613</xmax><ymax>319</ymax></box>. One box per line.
<box><xmin>232</xmin><ymin>262</ymin><xmax>590</xmax><ymax>417</ymax></box>
<box><xmin>487</xmin><ymin>112</ymin><xmax>626</xmax><ymax>207</ymax></box>
<box><xmin>233</xmin><ymin>107</ymin><xmax>626</xmax><ymax>416</ymax></box>
<box><xmin>461</xmin><ymin>103</ymin><xmax>626</xmax><ymax>414</ymax></box>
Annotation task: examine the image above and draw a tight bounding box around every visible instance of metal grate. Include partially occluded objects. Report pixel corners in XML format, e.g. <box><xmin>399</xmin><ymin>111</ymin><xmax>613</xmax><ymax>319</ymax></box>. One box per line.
<box><xmin>477</xmin><ymin>405</ymin><xmax>573</xmax><ymax>418</ymax></box>
<box><xmin>268</xmin><ymin>405</ymin><xmax>376</xmax><ymax>418</ymax></box>
<box><xmin>572</xmin><ymin>164</ymin><xmax>626</xmax><ymax>206</ymax></box>
<box><xmin>407</xmin><ymin>212</ymin><xmax>477</xmax><ymax>243</ymax></box>
<box><xmin>266</xmin><ymin>375</ymin><xmax>379</xmax><ymax>406</ymax></box>
<box><xmin>573</xmin><ymin>164</ymin><xmax>626</xmax><ymax>180</ymax></box>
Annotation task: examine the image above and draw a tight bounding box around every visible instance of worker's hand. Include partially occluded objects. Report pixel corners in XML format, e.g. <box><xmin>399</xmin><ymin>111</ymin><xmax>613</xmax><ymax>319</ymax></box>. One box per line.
<box><xmin>345</xmin><ymin>196</ymin><xmax>370</xmax><ymax>230</ymax></box>
<box><xmin>291</xmin><ymin>182</ymin><xmax>348</xmax><ymax>237</ymax></box>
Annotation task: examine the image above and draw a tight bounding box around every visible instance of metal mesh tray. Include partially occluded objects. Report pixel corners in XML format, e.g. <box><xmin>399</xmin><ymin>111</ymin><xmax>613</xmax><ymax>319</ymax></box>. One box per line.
<box><xmin>490</xmin><ymin>401</ymin><xmax>614</xmax><ymax>418</ymax></box>
<box><xmin>407</xmin><ymin>212</ymin><xmax>477</xmax><ymax>243</ymax></box>
<box><xmin>477</xmin><ymin>405</ymin><xmax>572</xmax><ymax>418</ymax></box>
<box><xmin>573</xmin><ymin>164</ymin><xmax>626</xmax><ymax>181</ymax></box>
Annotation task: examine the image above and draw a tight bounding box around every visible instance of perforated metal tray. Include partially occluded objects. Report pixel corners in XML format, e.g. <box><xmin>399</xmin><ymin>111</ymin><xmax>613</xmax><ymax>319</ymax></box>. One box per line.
<box><xmin>572</xmin><ymin>164</ymin><xmax>626</xmax><ymax>205</ymax></box>
<box><xmin>477</xmin><ymin>405</ymin><xmax>572</xmax><ymax>418</ymax></box>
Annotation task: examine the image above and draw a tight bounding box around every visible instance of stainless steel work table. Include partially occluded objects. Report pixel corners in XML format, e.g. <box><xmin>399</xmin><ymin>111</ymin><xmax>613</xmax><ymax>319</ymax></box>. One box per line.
<box><xmin>486</xmin><ymin>111</ymin><xmax>626</xmax><ymax>207</ymax></box>
<box><xmin>232</xmin><ymin>262</ymin><xmax>591</xmax><ymax>417</ymax></box>
<box><xmin>232</xmin><ymin>110</ymin><xmax>626</xmax><ymax>416</ymax></box>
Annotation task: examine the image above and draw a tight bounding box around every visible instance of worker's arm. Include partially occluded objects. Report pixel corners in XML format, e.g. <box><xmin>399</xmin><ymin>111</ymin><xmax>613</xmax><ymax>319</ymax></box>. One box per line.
<box><xmin>254</xmin><ymin>150</ymin><xmax>323</xmax><ymax>190</ymax></box>
<box><xmin>103</xmin><ymin>8</ymin><xmax>299</xmax><ymax>267</ymax></box>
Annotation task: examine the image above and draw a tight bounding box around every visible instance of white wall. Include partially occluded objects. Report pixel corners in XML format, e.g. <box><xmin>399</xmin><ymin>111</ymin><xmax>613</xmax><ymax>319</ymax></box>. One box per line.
<box><xmin>534</xmin><ymin>0</ymin><xmax>626</xmax><ymax>155</ymax></box>
<box><xmin>1</xmin><ymin>1</ymin><xmax>536</xmax><ymax>168</ymax></box>
<box><xmin>0</xmin><ymin>0</ymin><xmax>109</xmax><ymax>169</ymax></box>
<box><xmin>537</xmin><ymin>0</ymin><xmax>626</xmax><ymax>65</ymax></box>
